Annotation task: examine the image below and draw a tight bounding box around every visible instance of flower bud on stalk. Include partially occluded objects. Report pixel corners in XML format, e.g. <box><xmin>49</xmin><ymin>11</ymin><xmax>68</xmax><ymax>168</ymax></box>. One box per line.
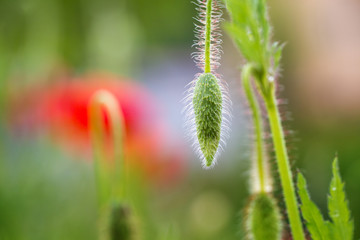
<box><xmin>241</xmin><ymin>59</ymin><xmax>282</xmax><ymax>240</ymax></box>
<box><xmin>89</xmin><ymin>90</ymin><xmax>138</xmax><ymax>240</ymax></box>
<box><xmin>184</xmin><ymin>0</ymin><xmax>231</xmax><ymax>168</ymax></box>
<box><xmin>225</xmin><ymin>0</ymin><xmax>305</xmax><ymax>238</ymax></box>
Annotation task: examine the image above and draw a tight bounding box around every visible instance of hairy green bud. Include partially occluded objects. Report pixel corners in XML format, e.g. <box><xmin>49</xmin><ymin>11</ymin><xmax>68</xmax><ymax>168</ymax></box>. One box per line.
<box><xmin>185</xmin><ymin>0</ymin><xmax>230</xmax><ymax>168</ymax></box>
<box><xmin>193</xmin><ymin>73</ymin><xmax>223</xmax><ymax>167</ymax></box>
<box><xmin>246</xmin><ymin>193</ymin><xmax>282</xmax><ymax>240</ymax></box>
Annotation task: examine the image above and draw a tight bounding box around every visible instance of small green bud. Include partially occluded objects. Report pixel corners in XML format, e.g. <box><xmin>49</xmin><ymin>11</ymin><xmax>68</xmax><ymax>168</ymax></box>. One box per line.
<box><xmin>110</xmin><ymin>204</ymin><xmax>132</xmax><ymax>240</ymax></box>
<box><xmin>193</xmin><ymin>73</ymin><xmax>223</xmax><ymax>167</ymax></box>
<box><xmin>246</xmin><ymin>193</ymin><xmax>282</xmax><ymax>240</ymax></box>
<box><xmin>99</xmin><ymin>203</ymin><xmax>140</xmax><ymax>240</ymax></box>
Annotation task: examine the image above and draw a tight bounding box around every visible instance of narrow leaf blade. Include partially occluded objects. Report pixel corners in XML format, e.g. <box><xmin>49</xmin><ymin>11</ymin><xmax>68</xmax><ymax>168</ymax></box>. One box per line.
<box><xmin>328</xmin><ymin>158</ymin><xmax>354</xmax><ymax>240</ymax></box>
<box><xmin>297</xmin><ymin>173</ymin><xmax>331</xmax><ymax>240</ymax></box>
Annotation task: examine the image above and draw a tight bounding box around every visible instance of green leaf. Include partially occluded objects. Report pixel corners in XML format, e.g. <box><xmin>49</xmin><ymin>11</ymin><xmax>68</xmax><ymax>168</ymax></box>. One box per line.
<box><xmin>297</xmin><ymin>173</ymin><xmax>331</xmax><ymax>240</ymax></box>
<box><xmin>297</xmin><ymin>158</ymin><xmax>354</xmax><ymax>240</ymax></box>
<box><xmin>328</xmin><ymin>158</ymin><xmax>354</xmax><ymax>240</ymax></box>
<box><xmin>225</xmin><ymin>0</ymin><xmax>283</xmax><ymax>95</ymax></box>
<box><xmin>271</xmin><ymin>42</ymin><xmax>285</xmax><ymax>71</ymax></box>
<box><xmin>225</xmin><ymin>0</ymin><xmax>269</xmax><ymax>66</ymax></box>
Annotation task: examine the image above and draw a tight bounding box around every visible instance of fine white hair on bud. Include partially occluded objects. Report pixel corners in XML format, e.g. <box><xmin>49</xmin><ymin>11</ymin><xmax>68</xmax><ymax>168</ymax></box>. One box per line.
<box><xmin>183</xmin><ymin>0</ymin><xmax>231</xmax><ymax>169</ymax></box>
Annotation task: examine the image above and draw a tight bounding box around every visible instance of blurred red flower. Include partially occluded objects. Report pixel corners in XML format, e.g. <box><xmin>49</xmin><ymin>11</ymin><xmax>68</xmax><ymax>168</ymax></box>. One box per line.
<box><xmin>8</xmin><ymin>73</ymin><xmax>185</xmax><ymax>185</ymax></box>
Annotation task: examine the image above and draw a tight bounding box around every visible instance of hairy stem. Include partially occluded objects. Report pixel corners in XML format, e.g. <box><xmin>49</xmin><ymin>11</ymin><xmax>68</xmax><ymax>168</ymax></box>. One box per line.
<box><xmin>204</xmin><ymin>0</ymin><xmax>212</xmax><ymax>73</ymax></box>
<box><xmin>242</xmin><ymin>64</ymin><xmax>267</xmax><ymax>193</ymax></box>
<box><xmin>264</xmin><ymin>88</ymin><xmax>305</xmax><ymax>240</ymax></box>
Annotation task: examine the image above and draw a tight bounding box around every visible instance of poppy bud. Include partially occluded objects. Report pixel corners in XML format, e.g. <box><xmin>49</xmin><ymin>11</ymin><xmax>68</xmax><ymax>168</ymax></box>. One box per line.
<box><xmin>246</xmin><ymin>193</ymin><xmax>282</xmax><ymax>240</ymax></box>
<box><xmin>193</xmin><ymin>73</ymin><xmax>223</xmax><ymax>167</ymax></box>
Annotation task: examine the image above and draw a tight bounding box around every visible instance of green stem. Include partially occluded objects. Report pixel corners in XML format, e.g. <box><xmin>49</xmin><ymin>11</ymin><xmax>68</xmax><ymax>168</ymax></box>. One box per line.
<box><xmin>204</xmin><ymin>0</ymin><xmax>212</xmax><ymax>73</ymax></box>
<box><xmin>264</xmin><ymin>88</ymin><xmax>305</xmax><ymax>240</ymax></box>
<box><xmin>242</xmin><ymin>64</ymin><xmax>266</xmax><ymax>193</ymax></box>
<box><xmin>89</xmin><ymin>90</ymin><xmax>126</xmax><ymax>207</ymax></box>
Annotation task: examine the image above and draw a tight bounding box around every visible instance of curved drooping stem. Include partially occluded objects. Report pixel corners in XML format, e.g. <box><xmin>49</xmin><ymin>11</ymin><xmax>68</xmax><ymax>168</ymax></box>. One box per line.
<box><xmin>88</xmin><ymin>90</ymin><xmax>126</xmax><ymax>207</ymax></box>
<box><xmin>242</xmin><ymin>64</ymin><xmax>267</xmax><ymax>193</ymax></box>
<box><xmin>243</xmin><ymin>64</ymin><xmax>305</xmax><ymax>239</ymax></box>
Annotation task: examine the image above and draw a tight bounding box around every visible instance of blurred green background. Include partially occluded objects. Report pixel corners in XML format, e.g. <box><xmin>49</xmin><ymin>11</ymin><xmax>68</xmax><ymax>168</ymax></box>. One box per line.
<box><xmin>1</xmin><ymin>0</ymin><xmax>360</xmax><ymax>239</ymax></box>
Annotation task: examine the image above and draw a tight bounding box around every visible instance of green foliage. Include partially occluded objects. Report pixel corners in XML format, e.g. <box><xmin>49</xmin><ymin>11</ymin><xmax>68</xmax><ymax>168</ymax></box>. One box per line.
<box><xmin>297</xmin><ymin>174</ymin><xmax>331</xmax><ymax>240</ymax></box>
<box><xmin>328</xmin><ymin>159</ymin><xmax>354</xmax><ymax>240</ymax></box>
<box><xmin>297</xmin><ymin>158</ymin><xmax>354</xmax><ymax>240</ymax></box>
<box><xmin>193</xmin><ymin>73</ymin><xmax>223</xmax><ymax>167</ymax></box>
<box><xmin>225</xmin><ymin>0</ymin><xmax>283</xmax><ymax>93</ymax></box>
<box><xmin>245</xmin><ymin>193</ymin><xmax>282</xmax><ymax>240</ymax></box>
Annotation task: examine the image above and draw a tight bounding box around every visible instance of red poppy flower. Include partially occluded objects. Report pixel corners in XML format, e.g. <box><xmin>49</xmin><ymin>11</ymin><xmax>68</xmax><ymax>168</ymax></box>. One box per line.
<box><xmin>8</xmin><ymin>73</ymin><xmax>186</xmax><ymax>185</ymax></box>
